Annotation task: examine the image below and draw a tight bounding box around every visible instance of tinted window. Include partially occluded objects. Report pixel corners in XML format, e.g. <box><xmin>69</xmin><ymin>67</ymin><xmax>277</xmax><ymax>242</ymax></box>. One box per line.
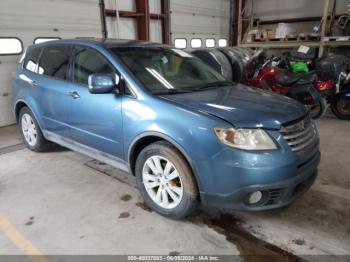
<box><xmin>23</xmin><ymin>47</ymin><xmax>42</xmax><ymax>73</ymax></box>
<box><xmin>112</xmin><ymin>48</ymin><xmax>227</xmax><ymax>94</ymax></box>
<box><xmin>73</xmin><ymin>46</ymin><xmax>115</xmax><ymax>85</ymax></box>
<box><xmin>38</xmin><ymin>45</ymin><xmax>71</xmax><ymax>80</ymax></box>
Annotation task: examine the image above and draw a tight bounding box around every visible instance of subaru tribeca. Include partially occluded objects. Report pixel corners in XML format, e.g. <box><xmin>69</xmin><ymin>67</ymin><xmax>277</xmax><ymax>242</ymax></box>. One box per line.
<box><xmin>12</xmin><ymin>39</ymin><xmax>320</xmax><ymax>219</ymax></box>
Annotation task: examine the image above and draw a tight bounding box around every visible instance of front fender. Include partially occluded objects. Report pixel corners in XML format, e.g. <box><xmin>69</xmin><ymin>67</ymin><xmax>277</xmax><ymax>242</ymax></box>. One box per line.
<box><xmin>122</xmin><ymin>96</ymin><xmax>231</xmax><ymax>190</ymax></box>
<box><xmin>340</xmin><ymin>90</ymin><xmax>350</xmax><ymax>101</ymax></box>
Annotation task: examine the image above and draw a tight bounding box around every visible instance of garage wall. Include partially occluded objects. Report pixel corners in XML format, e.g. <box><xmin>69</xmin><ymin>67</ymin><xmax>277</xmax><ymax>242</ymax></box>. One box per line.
<box><xmin>105</xmin><ymin>0</ymin><xmax>137</xmax><ymax>40</ymax></box>
<box><xmin>170</xmin><ymin>0</ymin><xmax>231</xmax><ymax>50</ymax></box>
<box><xmin>0</xmin><ymin>0</ymin><xmax>232</xmax><ymax>127</ymax></box>
<box><xmin>0</xmin><ymin>0</ymin><xmax>101</xmax><ymax>127</ymax></box>
<box><xmin>105</xmin><ymin>0</ymin><xmax>163</xmax><ymax>42</ymax></box>
<box><xmin>244</xmin><ymin>0</ymin><xmax>349</xmax><ymax>33</ymax></box>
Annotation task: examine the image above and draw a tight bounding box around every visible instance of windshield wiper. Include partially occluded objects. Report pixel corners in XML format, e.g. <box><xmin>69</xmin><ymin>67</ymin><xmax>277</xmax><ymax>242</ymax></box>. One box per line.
<box><xmin>152</xmin><ymin>89</ymin><xmax>194</xmax><ymax>95</ymax></box>
<box><xmin>192</xmin><ymin>81</ymin><xmax>233</xmax><ymax>91</ymax></box>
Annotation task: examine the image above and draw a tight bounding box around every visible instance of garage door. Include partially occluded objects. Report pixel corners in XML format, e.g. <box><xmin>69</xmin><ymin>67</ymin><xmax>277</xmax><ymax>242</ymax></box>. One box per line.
<box><xmin>170</xmin><ymin>0</ymin><xmax>231</xmax><ymax>50</ymax></box>
<box><xmin>0</xmin><ymin>0</ymin><xmax>102</xmax><ymax>127</ymax></box>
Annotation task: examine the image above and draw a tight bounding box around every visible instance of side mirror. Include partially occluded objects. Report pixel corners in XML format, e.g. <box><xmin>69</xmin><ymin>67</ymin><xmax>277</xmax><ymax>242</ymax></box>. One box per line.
<box><xmin>88</xmin><ymin>73</ymin><xmax>120</xmax><ymax>94</ymax></box>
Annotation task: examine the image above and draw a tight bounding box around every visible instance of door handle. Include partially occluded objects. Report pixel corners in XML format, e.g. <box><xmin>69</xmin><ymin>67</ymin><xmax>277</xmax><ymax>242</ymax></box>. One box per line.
<box><xmin>67</xmin><ymin>91</ymin><xmax>80</xmax><ymax>99</ymax></box>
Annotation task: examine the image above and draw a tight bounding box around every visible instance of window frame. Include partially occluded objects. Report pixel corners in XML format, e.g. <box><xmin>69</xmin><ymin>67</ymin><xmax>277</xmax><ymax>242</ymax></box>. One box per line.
<box><xmin>205</xmin><ymin>38</ymin><xmax>216</xmax><ymax>48</ymax></box>
<box><xmin>174</xmin><ymin>38</ymin><xmax>187</xmax><ymax>49</ymax></box>
<box><xmin>22</xmin><ymin>46</ymin><xmax>44</xmax><ymax>74</ymax></box>
<box><xmin>218</xmin><ymin>38</ymin><xmax>228</xmax><ymax>47</ymax></box>
<box><xmin>34</xmin><ymin>37</ymin><xmax>61</xmax><ymax>45</ymax></box>
<box><xmin>71</xmin><ymin>45</ymin><xmax>118</xmax><ymax>88</ymax></box>
<box><xmin>190</xmin><ymin>38</ymin><xmax>202</xmax><ymax>49</ymax></box>
<box><xmin>0</xmin><ymin>37</ymin><xmax>24</xmax><ymax>56</ymax></box>
<box><xmin>37</xmin><ymin>43</ymin><xmax>73</xmax><ymax>82</ymax></box>
<box><xmin>70</xmin><ymin>45</ymin><xmax>136</xmax><ymax>98</ymax></box>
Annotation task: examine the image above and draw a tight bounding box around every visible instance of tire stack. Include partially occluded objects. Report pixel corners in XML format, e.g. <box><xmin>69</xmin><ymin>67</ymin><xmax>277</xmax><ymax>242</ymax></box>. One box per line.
<box><xmin>192</xmin><ymin>47</ymin><xmax>253</xmax><ymax>83</ymax></box>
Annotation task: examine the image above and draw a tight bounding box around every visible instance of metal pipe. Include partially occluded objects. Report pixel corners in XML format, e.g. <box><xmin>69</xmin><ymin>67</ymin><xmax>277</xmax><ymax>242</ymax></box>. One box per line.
<box><xmin>99</xmin><ymin>0</ymin><xmax>108</xmax><ymax>39</ymax></box>
<box><xmin>115</xmin><ymin>0</ymin><xmax>120</xmax><ymax>39</ymax></box>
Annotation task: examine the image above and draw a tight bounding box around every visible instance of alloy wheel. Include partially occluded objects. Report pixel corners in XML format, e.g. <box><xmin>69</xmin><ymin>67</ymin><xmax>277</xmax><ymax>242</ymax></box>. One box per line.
<box><xmin>21</xmin><ymin>113</ymin><xmax>37</xmax><ymax>146</ymax></box>
<box><xmin>142</xmin><ymin>155</ymin><xmax>184</xmax><ymax>209</ymax></box>
<box><xmin>337</xmin><ymin>99</ymin><xmax>350</xmax><ymax>116</ymax></box>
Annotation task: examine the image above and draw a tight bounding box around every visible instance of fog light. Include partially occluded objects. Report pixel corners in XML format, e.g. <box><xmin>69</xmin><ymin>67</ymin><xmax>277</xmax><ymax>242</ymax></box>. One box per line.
<box><xmin>248</xmin><ymin>191</ymin><xmax>263</xmax><ymax>204</ymax></box>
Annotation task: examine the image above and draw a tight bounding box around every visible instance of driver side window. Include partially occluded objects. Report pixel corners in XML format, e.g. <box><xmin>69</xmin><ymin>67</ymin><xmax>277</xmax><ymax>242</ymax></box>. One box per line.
<box><xmin>73</xmin><ymin>46</ymin><xmax>115</xmax><ymax>85</ymax></box>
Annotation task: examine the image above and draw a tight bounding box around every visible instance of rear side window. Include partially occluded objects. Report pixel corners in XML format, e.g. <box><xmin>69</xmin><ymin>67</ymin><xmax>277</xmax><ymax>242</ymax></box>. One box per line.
<box><xmin>73</xmin><ymin>46</ymin><xmax>115</xmax><ymax>85</ymax></box>
<box><xmin>38</xmin><ymin>45</ymin><xmax>71</xmax><ymax>80</ymax></box>
<box><xmin>23</xmin><ymin>47</ymin><xmax>42</xmax><ymax>73</ymax></box>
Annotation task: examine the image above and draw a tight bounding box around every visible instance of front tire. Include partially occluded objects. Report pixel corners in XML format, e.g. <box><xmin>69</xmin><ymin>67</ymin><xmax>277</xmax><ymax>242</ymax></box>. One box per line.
<box><xmin>308</xmin><ymin>97</ymin><xmax>327</xmax><ymax>119</ymax></box>
<box><xmin>331</xmin><ymin>95</ymin><xmax>350</xmax><ymax>120</ymax></box>
<box><xmin>135</xmin><ymin>141</ymin><xmax>198</xmax><ymax>219</ymax></box>
<box><xmin>19</xmin><ymin>107</ymin><xmax>50</xmax><ymax>152</ymax></box>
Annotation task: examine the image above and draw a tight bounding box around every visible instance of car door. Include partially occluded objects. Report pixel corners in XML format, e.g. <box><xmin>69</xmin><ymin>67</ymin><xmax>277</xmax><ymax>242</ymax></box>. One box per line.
<box><xmin>65</xmin><ymin>45</ymin><xmax>123</xmax><ymax>158</ymax></box>
<box><xmin>35</xmin><ymin>44</ymin><xmax>72</xmax><ymax>138</ymax></box>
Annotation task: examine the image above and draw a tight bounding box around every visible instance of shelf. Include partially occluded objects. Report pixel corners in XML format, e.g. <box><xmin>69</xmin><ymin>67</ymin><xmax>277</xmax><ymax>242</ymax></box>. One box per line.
<box><xmin>323</xmin><ymin>41</ymin><xmax>350</xmax><ymax>46</ymax></box>
<box><xmin>239</xmin><ymin>41</ymin><xmax>321</xmax><ymax>48</ymax></box>
<box><xmin>239</xmin><ymin>40</ymin><xmax>350</xmax><ymax>48</ymax></box>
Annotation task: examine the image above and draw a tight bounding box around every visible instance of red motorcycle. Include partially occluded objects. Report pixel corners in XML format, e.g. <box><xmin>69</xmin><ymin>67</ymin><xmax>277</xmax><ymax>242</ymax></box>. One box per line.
<box><xmin>243</xmin><ymin>50</ymin><xmax>327</xmax><ymax>119</ymax></box>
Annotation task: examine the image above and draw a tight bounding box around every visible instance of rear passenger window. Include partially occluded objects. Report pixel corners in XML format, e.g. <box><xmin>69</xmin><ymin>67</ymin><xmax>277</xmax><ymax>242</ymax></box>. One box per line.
<box><xmin>73</xmin><ymin>46</ymin><xmax>115</xmax><ymax>85</ymax></box>
<box><xmin>23</xmin><ymin>47</ymin><xmax>42</xmax><ymax>73</ymax></box>
<box><xmin>38</xmin><ymin>45</ymin><xmax>71</xmax><ymax>80</ymax></box>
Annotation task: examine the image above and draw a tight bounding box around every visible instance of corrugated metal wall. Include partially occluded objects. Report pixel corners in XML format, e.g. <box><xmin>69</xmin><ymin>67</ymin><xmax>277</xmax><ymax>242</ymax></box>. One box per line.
<box><xmin>0</xmin><ymin>0</ymin><xmax>101</xmax><ymax>127</ymax></box>
<box><xmin>170</xmin><ymin>0</ymin><xmax>231</xmax><ymax>50</ymax></box>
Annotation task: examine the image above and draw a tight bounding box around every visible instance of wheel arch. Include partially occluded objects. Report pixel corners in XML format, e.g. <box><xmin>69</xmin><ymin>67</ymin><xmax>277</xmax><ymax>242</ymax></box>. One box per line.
<box><xmin>127</xmin><ymin>132</ymin><xmax>203</xmax><ymax>192</ymax></box>
<box><xmin>14</xmin><ymin>100</ymin><xmax>44</xmax><ymax>131</ymax></box>
<box><xmin>14</xmin><ymin>100</ymin><xmax>28</xmax><ymax>121</ymax></box>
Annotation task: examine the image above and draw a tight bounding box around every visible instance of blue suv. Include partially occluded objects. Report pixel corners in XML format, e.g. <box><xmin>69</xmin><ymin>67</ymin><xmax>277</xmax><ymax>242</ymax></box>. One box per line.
<box><xmin>12</xmin><ymin>39</ymin><xmax>320</xmax><ymax>219</ymax></box>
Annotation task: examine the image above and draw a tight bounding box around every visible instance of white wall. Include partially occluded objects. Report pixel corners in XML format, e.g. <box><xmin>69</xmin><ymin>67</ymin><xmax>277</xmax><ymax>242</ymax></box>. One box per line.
<box><xmin>0</xmin><ymin>0</ymin><xmax>101</xmax><ymax>127</ymax></box>
<box><xmin>0</xmin><ymin>0</ymin><xmax>231</xmax><ymax>127</ymax></box>
<box><xmin>170</xmin><ymin>0</ymin><xmax>231</xmax><ymax>50</ymax></box>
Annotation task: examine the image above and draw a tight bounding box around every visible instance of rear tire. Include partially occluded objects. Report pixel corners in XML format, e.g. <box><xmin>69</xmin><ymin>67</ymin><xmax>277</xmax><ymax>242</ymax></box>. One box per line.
<box><xmin>19</xmin><ymin>107</ymin><xmax>50</xmax><ymax>152</ymax></box>
<box><xmin>135</xmin><ymin>141</ymin><xmax>198</xmax><ymax>219</ymax></box>
<box><xmin>331</xmin><ymin>95</ymin><xmax>350</xmax><ymax>120</ymax></box>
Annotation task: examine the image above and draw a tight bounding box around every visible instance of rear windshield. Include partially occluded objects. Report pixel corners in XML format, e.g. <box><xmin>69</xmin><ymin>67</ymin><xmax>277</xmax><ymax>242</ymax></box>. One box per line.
<box><xmin>110</xmin><ymin>47</ymin><xmax>229</xmax><ymax>95</ymax></box>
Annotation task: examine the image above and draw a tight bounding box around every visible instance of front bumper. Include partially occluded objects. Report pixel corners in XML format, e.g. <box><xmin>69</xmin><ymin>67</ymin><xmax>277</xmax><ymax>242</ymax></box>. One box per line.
<box><xmin>200</xmin><ymin>150</ymin><xmax>320</xmax><ymax>210</ymax></box>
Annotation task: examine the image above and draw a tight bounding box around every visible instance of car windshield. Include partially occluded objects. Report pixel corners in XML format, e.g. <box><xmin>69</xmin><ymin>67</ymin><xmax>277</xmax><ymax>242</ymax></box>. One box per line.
<box><xmin>110</xmin><ymin>47</ymin><xmax>230</xmax><ymax>95</ymax></box>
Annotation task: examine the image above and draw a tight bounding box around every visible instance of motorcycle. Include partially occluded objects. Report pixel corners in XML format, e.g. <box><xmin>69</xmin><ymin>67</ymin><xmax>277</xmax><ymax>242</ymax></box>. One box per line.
<box><xmin>243</xmin><ymin>50</ymin><xmax>327</xmax><ymax>119</ymax></box>
<box><xmin>267</xmin><ymin>49</ymin><xmax>350</xmax><ymax>120</ymax></box>
<box><xmin>331</xmin><ymin>69</ymin><xmax>350</xmax><ymax>120</ymax></box>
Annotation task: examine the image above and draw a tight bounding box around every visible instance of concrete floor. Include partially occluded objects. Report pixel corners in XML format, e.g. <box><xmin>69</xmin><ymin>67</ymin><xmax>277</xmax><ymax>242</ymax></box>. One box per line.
<box><xmin>0</xmin><ymin>114</ymin><xmax>349</xmax><ymax>258</ymax></box>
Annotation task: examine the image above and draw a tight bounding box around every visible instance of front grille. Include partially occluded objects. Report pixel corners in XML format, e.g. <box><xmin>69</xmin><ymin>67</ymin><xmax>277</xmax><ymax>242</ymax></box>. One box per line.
<box><xmin>280</xmin><ymin>117</ymin><xmax>317</xmax><ymax>152</ymax></box>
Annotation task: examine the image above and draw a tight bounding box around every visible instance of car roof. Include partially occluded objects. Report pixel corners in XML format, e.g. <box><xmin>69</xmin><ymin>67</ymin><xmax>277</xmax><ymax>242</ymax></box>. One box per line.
<box><xmin>30</xmin><ymin>38</ymin><xmax>170</xmax><ymax>49</ymax></box>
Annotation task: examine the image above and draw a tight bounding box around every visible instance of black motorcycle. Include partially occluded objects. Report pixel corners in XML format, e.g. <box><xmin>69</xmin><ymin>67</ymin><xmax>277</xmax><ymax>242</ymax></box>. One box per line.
<box><xmin>331</xmin><ymin>70</ymin><xmax>350</xmax><ymax>120</ymax></box>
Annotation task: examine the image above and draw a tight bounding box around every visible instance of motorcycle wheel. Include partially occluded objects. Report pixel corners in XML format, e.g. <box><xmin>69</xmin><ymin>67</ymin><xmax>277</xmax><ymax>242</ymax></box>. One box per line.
<box><xmin>331</xmin><ymin>95</ymin><xmax>350</xmax><ymax>120</ymax></box>
<box><xmin>308</xmin><ymin>97</ymin><xmax>327</xmax><ymax>119</ymax></box>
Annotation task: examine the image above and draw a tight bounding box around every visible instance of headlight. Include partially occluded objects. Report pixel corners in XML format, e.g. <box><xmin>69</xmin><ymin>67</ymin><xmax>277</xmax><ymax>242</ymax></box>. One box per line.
<box><xmin>214</xmin><ymin>128</ymin><xmax>277</xmax><ymax>150</ymax></box>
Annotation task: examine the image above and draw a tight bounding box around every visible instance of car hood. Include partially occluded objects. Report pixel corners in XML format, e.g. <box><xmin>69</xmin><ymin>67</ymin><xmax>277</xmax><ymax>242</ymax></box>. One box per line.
<box><xmin>162</xmin><ymin>84</ymin><xmax>306</xmax><ymax>129</ymax></box>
